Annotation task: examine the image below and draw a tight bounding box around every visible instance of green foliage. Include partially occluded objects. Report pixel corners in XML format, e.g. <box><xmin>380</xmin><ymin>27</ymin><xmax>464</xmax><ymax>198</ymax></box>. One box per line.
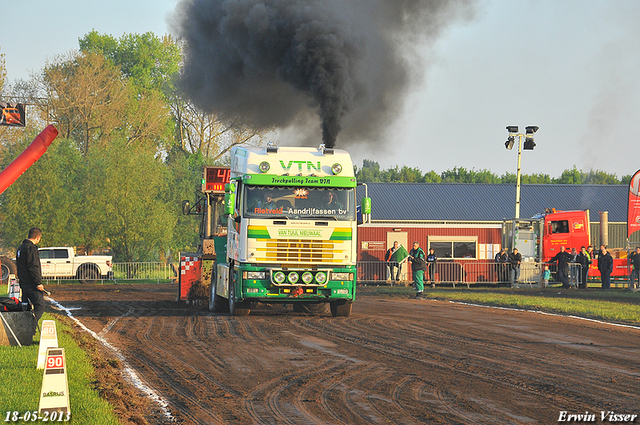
<box><xmin>356</xmin><ymin>160</ymin><xmax>626</xmax><ymax>185</ymax></box>
<box><xmin>0</xmin><ymin>133</ymin><xmax>83</xmax><ymax>248</ymax></box>
<box><xmin>83</xmin><ymin>138</ymin><xmax>174</xmax><ymax>261</ymax></box>
<box><xmin>79</xmin><ymin>31</ymin><xmax>181</xmax><ymax>96</ymax></box>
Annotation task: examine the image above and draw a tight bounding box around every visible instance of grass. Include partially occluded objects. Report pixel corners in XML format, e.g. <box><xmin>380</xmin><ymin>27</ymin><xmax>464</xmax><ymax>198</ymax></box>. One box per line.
<box><xmin>0</xmin><ymin>311</ymin><xmax>120</xmax><ymax>424</ymax></box>
<box><xmin>358</xmin><ymin>284</ymin><xmax>640</xmax><ymax>324</ymax></box>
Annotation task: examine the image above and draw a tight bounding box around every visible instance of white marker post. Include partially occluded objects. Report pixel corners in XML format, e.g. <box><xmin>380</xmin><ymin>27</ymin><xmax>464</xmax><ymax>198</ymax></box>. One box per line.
<box><xmin>38</xmin><ymin>347</ymin><xmax>70</xmax><ymax>418</ymax></box>
<box><xmin>37</xmin><ymin>320</ymin><xmax>59</xmax><ymax>369</ymax></box>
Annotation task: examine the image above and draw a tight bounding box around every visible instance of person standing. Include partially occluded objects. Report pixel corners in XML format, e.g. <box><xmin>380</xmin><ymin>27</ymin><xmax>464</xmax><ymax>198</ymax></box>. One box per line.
<box><xmin>385</xmin><ymin>241</ymin><xmax>402</xmax><ymax>283</ymax></box>
<box><xmin>426</xmin><ymin>248</ymin><xmax>437</xmax><ymax>288</ymax></box>
<box><xmin>408</xmin><ymin>241</ymin><xmax>427</xmax><ymax>299</ymax></box>
<box><xmin>495</xmin><ymin>248</ymin><xmax>508</xmax><ymax>282</ymax></box>
<box><xmin>16</xmin><ymin>227</ymin><xmax>46</xmax><ymax>323</ymax></box>
<box><xmin>569</xmin><ymin>247</ymin><xmax>579</xmax><ymax>288</ymax></box>
<box><xmin>550</xmin><ymin>246</ymin><xmax>572</xmax><ymax>289</ymax></box>
<box><xmin>508</xmin><ymin>248</ymin><xmax>522</xmax><ymax>287</ymax></box>
<box><xmin>629</xmin><ymin>247</ymin><xmax>640</xmax><ymax>291</ymax></box>
<box><xmin>597</xmin><ymin>245</ymin><xmax>613</xmax><ymax>290</ymax></box>
<box><xmin>576</xmin><ymin>246</ymin><xmax>592</xmax><ymax>289</ymax></box>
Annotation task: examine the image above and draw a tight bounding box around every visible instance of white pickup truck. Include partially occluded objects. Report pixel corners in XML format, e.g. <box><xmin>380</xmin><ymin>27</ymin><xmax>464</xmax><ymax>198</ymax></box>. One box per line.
<box><xmin>39</xmin><ymin>247</ymin><xmax>113</xmax><ymax>283</ymax></box>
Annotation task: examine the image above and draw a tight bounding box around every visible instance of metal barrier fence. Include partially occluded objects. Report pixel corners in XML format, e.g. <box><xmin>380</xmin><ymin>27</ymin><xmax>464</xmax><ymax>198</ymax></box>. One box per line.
<box><xmin>357</xmin><ymin>260</ymin><xmax>593</xmax><ymax>288</ymax></box>
<box><xmin>42</xmin><ymin>262</ymin><xmax>178</xmax><ymax>283</ymax></box>
<box><xmin>112</xmin><ymin>262</ymin><xmax>177</xmax><ymax>282</ymax></box>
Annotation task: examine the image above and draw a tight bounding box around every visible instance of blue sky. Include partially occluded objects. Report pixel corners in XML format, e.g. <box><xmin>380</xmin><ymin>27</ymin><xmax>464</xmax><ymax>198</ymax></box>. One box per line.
<box><xmin>2</xmin><ymin>0</ymin><xmax>639</xmax><ymax>178</ymax></box>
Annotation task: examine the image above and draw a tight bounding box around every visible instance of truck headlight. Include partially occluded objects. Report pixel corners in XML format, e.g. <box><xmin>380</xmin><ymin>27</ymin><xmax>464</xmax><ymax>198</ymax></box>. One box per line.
<box><xmin>315</xmin><ymin>272</ymin><xmax>327</xmax><ymax>284</ymax></box>
<box><xmin>301</xmin><ymin>272</ymin><xmax>314</xmax><ymax>283</ymax></box>
<box><xmin>243</xmin><ymin>271</ymin><xmax>266</xmax><ymax>280</ymax></box>
<box><xmin>331</xmin><ymin>272</ymin><xmax>353</xmax><ymax>281</ymax></box>
<box><xmin>273</xmin><ymin>271</ymin><xmax>286</xmax><ymax>284</ymax></box>
<box><xmin>287</xmin><ymin>271</ymin><xmax>299</xmax><ymax>284</ymax></box>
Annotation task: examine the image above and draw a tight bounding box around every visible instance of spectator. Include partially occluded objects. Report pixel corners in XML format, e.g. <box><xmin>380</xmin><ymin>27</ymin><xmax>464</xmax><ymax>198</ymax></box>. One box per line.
<box><xmin>384</xmin><ymin>241</ymin><xmax>402</xmax><ymax>283</ymax></box>
<box><xmin>576</xmin><ymin>246</ymin><xmax>592</xmax><ymax>289</ymax></box>
<box><xmin>508</xmin><ymin>248</ymin><xmax>522</xmax><ymax>287</ymax></box>
<box><xmin>426</xmin><ymin>248</ymin><xmax>437</xmax><ymax>288</ymax></box>
<box><xmin>629</xmin><ymin>247</ymin><xmax>640</xmax><ymax>292</ymax></box>
<box><xmin>408</xmin><ymin>241</ymin><xmax>427</xmax><ymax>299</ymax></box>
<box><xmin>597</xmin><ymin>245</ymin><xmax>613</xmax><ymax>290</ymax></box>
<box><xmin>569</xmin><ymin>247</ymin><xmax>579</xmax><ymax>288</ymax></box>
<box><xmin>495</xmin><ymin>248</ymin><xmax>508</xmax><ymax>282</ymax></box>
<box><xmin>550</xmin><ymin>246</ymin><xmax>572</xmax><ymax>289</ymax></box>
<box><xmin>16</xmin><ymin>227</ymin><xmax>46</xmax><ymax>325</ymax></box>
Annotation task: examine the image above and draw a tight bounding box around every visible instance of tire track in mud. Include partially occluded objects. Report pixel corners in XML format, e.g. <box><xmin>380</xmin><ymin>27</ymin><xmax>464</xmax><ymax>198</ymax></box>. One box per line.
<box><xmin>288</xmin><ymin>314</ymin><xmax>599</xmax><ymax>420</ymax></box>
<box><xmin>112</xmin><ymin>314</ymin><xmax>230</xmax><ymax>424</ymax></box>
<box><xmin>52</xmin><ymin>285</ymin><xmax>640</xmax><ymax>424</ymax></box>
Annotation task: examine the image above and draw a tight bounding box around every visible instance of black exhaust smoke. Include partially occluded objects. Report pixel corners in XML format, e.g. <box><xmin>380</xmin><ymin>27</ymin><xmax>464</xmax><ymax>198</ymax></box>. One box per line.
<box><xmin>172</xmin><ymin>0</ymin><xmax>476</xmax><ymax>148</ymax></box>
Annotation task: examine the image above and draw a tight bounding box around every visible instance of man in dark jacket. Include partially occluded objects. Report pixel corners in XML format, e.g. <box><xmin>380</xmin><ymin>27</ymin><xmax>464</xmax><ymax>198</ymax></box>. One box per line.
<box><xmin>597</xmin><ymin>245</ymin><xmax>614</xmax><ymax>290</ymax></box>
<box><xmin>385</xmin><ymin>241</ymin><xmax>401</xmax><ymax>283</ymax></box>
<box><xmin>629</xmin><ymin>247</ymin><xmax>640</xmax><ymax>291</ymax></box>
<box><xmin>426</xmin><ymin>248</ymin><xmax>437</xmax><ymax>288</ymax></box>
<box><xmin>508</xmin><ymin>248</ymin><xmax>522</xmax><ymax>287</ymax></box>
<box><xmin>495</xmin><ymin>248</ymin><xmax>508</xmax><ymax>282</ymax></box>
<box><xmin>550</xmin><ymin>246</ymin><xmax>572</xmax><ymax>289</ymax></box>
<box><xmin>16</xmin><ymin>227</ymin><xmax>46</xmax><ymax>322</ymax></box>
<box><xmin>576</xmin><ymin>246</ymin><xmax>592</xmax><ymax>289</ymax></box>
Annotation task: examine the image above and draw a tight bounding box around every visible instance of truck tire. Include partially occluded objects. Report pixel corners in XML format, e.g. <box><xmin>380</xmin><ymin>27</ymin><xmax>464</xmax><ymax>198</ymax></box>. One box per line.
<box><xmin>208</xmin><ymin>271</ymin><xmax>228</xmax><ymax>313</ymax></box>
<box><xmin>330</xmin><ymin>300</ymin><xmax>352</xmax><ymax>317</ymax></box>
<box><xmin>293</xmin><ymin>302</ymin><xmax>327</xmax><ymax>314</ymax></box>
<box><xmin>77</xmin><ymin>265</ymin><xmax>98</xmax><ymax>284</ymax></box>
<box><xmin>228</xmin><ymin>269</ymin><xmax>250</xmax><ymax>316</ymax></box>
<box><xmin>0</xmin><ymin>256</ymin><xmax>17</xmax><ymax>285</ymax></box>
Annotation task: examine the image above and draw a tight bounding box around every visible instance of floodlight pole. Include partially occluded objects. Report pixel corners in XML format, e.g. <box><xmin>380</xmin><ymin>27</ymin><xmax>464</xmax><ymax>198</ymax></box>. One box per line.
<box><xmin>515</xmin><ymin>133</ymin><xmax>523</xmax><ymax>219</ymax></box>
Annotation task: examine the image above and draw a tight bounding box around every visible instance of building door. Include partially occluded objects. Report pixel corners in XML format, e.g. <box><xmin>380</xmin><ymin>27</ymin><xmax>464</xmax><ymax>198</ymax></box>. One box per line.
<box><xmin>386</xmin><ymin>232</ymin><xmax>408</xmax><ymax>281</ymax></box>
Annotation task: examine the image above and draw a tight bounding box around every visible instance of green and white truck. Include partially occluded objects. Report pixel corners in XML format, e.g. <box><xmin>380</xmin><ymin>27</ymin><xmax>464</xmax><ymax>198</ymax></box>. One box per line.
<box><xmin>180</xmin><ymin>144</ymin><xmax>369</xmax><ymax>317</ymax></box>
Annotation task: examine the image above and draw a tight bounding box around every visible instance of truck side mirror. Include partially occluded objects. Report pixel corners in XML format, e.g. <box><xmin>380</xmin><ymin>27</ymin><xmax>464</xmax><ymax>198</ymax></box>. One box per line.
<box><xmin>225</xmin><ymin>193</ymin><xmax>235</xmax><ymax>215</ymax></box>
<box><xmin>182</xmin><ymin>200</ymin><xmax>190</xmax><ymax>215</ymax></box>
<box><xmin>362</xmin><ymin>197</ymin><xmax>372</xmax><ymax>214</ymax></box>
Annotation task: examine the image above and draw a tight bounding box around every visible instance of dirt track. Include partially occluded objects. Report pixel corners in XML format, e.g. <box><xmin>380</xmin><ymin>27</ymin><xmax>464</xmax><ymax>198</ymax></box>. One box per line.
<box><xmin>49</xmin><ymin>284</ymin><xmax>640</xmax><ymax>424</ymax></box>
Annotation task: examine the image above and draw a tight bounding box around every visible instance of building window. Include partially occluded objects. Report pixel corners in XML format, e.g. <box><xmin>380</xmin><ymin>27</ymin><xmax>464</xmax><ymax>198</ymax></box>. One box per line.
<box><xmin>428</xmin><ymin>237</ymin><xmax>478</xmax><ymax>259</ymax></box>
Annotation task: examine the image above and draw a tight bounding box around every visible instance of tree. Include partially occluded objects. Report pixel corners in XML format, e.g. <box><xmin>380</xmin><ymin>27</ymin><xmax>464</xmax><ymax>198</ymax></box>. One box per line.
<box><xmin>0</xmin><ymin>47</ymin><xmax>5</xmax><ymax>93</ymax></box>
<box><xmin>83</xmin><ymin>137</ymin><xmax>174</xmax><ymax>261</ymax></box>
<box><xmin>79</xmin><ymin>31</ymin><xmax>181</xmax><ymax>97</ymax></box>
<box><xmin>0</xmin><ymin>133</ymin><xmax>83</xmax><ymax>250</ymax></box>
<box><xmin>41</xmin><ymin>51</ymin><xmax>131</xmax><ymax>156</ymax></box>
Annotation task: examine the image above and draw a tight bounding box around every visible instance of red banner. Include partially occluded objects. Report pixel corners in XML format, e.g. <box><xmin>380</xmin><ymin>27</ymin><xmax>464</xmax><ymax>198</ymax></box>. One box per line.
<box><xmin>0</xmin><ymin>103</ymin><xmax>26</xmax><ymax>127</ymax></box>
<box><xmin>628</xmin><ymin>169</ymin><xmax>640</xmax><ymax>238</ymax></box>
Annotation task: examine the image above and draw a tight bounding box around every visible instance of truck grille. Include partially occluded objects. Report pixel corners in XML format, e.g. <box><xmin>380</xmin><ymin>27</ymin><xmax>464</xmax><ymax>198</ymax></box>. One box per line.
<box><xmin>252</xmin><ymin>239</ymin><xmax>349</xmax><ymax>264</ymax></box>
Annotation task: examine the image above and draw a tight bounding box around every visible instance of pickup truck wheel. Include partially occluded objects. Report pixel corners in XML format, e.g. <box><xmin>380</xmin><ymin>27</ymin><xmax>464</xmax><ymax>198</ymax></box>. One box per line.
<box><xmin>228</xmin><ymin>270</ymin><xmax>250</xmax><ymax>316</ymax></box>
<box><xmin>77</xmin><ymin>266</ymin><xmax>98</xmax><ymax>284</ymax></box>
<box><xmin>0</xmin><ymin>256</ymin><xmax>17</xmax><ymax>285</ymax></box>
<box><xmin>330</xmin><ymin>300</ymin><xmax>352</xmax><ymax>317</ymax></box>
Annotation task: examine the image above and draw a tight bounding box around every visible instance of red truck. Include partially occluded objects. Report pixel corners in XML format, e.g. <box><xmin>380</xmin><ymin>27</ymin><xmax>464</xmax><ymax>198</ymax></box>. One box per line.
<box><xmin>509</xmin><ymin>209</ymin><xmax>629</xmax><ymax>281</ymax></box>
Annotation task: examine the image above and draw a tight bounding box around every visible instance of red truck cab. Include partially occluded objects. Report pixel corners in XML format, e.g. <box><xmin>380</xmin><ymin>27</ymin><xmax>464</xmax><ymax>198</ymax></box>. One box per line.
<box><xmin>542</xmin><ymin>210</ymin><xmax>590</xmax><ymax>262</ymax></box>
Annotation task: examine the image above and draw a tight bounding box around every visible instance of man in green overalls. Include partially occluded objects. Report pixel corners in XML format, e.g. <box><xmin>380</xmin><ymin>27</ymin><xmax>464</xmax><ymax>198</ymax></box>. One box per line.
<box><xmin>409</xmin><ymin>241</ymin><xmax>427</xmax><ymax>299</ymax></box>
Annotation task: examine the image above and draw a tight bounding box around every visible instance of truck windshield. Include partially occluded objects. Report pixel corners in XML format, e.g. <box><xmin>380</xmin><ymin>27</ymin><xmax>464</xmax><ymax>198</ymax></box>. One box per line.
<box><xmin>243</xmin><ymin>186</ymin><xmax>355</xmax><ymax>220</ymax></box>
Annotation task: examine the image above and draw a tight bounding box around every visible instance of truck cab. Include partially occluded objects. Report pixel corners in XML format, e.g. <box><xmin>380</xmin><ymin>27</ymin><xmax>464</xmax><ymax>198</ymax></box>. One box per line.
<box><xmin>180</xmin><ymin>144</ymin><xmax>369</xmax><ymax>317</ymax></box>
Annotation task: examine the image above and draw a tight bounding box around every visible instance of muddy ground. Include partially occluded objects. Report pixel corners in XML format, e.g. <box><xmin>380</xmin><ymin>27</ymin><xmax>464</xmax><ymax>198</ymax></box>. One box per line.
<box><xmin>48</xmin><ymin>283</ymin><xmax>640</xmax><ymax>424</ymax></box>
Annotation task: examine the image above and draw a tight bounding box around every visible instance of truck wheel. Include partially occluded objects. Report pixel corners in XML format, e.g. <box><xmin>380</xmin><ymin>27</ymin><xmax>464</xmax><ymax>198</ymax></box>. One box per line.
<box><xmin>208</xmin><ymin>271</ymin><xmax>228</xmax><ymax>313</ymax></box>
<box><xmin>77</xmin><ymin>266</ymin><xmax>98</xmax><ymax>284</ymax></box>
<box><xmin>228</xmin><ymin>271</ymin><xmax>250</xmax><ymax>316</ymax></box>
<box><xmin>0</xmin><ymin>256</ymin><xmax>17</xmax><ymax>285</ymax></box>
<box><xmin>330</xmin><ymin>300</ymin><xmax>352</xmax><ymax>317</ymax></box>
